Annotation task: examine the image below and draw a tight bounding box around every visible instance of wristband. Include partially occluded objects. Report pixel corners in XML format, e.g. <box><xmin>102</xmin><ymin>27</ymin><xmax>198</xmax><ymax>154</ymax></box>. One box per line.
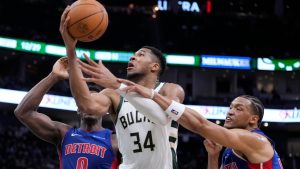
<box><xmin>115</xmin><ymin>83</ymin><xmax>127</xmax><ymax>96</ymax></box>
<box><xmin>165</xmin><ymin>100</ymin><xmax>186</xmax><ymax>121</ymax></box>
<box><xmin>150</xmin><ymin>89</ymin><xmax>155</xmax><ymax>99</ymax></box>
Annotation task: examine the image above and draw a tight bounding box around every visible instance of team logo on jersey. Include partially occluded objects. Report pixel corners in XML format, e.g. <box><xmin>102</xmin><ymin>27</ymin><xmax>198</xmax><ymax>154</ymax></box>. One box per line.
<box><xmin>71</xmin><ymin>133</ymin><xmax>82</xmax><ymax>137</ymax></box>
<box><xmin>171</xmin><ymin>109</ymin><xmax>179</xmax><ymax>115</ymax></box>
<box><xmin>92</xmin><ymin>135</ymin><xmax>106</xmax><ymax>140</ymax></box>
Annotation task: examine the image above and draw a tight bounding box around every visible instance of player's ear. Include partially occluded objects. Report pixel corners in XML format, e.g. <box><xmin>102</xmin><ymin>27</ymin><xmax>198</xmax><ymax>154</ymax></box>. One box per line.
<box><xmin>250</xmin><ymin>115</ymin><xmax>259</xmax><ymax>124</ymax></box>
<box><xmin>150</xmin><ymin>63</ymin><xmax>160</xmax><ymax>73</ymax></box>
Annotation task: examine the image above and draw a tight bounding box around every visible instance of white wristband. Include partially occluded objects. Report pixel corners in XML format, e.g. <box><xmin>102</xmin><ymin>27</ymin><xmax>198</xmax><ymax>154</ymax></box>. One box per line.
<box><xmin>115</xmin><ymin>83</ymin><xmax>127</xmax><ymax>96</ymax></box>
<box><xmin>165</xmin><ymin>100</ymin><xmax>186</xmax><ymax>121</ymax></box>
<box><xmin>150</xmin><ymin>89</ymin><xmax>155</xmax><ymax>99</ymax></box>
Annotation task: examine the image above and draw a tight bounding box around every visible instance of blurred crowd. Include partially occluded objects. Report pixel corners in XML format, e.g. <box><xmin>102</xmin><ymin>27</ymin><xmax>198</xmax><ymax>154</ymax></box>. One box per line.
<box><xmin>0</xmin><ymin>111</ymin><xmax>58</xmax><ymax>169</ymax></box>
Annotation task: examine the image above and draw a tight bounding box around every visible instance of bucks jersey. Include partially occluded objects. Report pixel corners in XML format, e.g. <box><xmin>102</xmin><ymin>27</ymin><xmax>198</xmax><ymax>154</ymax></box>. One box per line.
<box><xmin>115</xmin><ymin>82</ymin><xmax>178</xmax><ymax>169</ymax></box>
<box><xmin>221</xmin><ymin>128</ymin><xmax>283</xmax><ymax>169</ymax></box>
<box><xmin>58</xmin><ymin>128</ymin><xmax>116</xmax><ymax>169</ymax></box>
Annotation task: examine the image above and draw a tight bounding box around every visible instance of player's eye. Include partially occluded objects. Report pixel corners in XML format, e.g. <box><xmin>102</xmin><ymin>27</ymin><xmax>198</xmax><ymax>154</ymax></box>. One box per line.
<box><xmin>236</xmin><ymin>107</ymin><xmax>242</xmax><ymax>111</ymax></box>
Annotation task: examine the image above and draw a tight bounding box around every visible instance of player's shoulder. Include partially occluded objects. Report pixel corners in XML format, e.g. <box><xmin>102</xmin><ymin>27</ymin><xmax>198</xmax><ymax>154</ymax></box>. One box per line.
<box><xmin>230</xmin><ymin>128</ymin><xmax>269</xmax><ymax>142</ymax></box>
<box><xmin>160</xmin><ymin>82</ymin><xmax>185</xmax><ymax>102</ymax></box>
<box><xmin>160</xmin><ymin>82</ymin><xmax>184</xmax><ymax>95</ymax></box>
<box><xmin>229</xmin><ymin>128</ymin><xmax>253</xmax><ymax>136</ymax></box>
<box><xmin>55</xmin><ymin>121</ymin><xmax>72</xmax><ymax>133</ymax></box>
<box><xmin>55</xmin><ymin>122</ymin><xmax>73</xmax><ymax>145</ymax></box>
<box><xmin>161</xmin><ymin>82</ymin><xmax>183</xmax><ymax>91</ymax></box>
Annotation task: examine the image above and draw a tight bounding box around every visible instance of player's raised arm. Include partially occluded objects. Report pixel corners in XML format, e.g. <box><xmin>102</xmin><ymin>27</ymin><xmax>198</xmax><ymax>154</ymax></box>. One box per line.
<box><xmin>60</xmin><ymin>6</ymin><xmax>112</xmax><ymax>116</ymax></box>
<box><xmin>14</xmin><ymin>58</ymin><xmax>71</xmax><ymax>145</ymax></box>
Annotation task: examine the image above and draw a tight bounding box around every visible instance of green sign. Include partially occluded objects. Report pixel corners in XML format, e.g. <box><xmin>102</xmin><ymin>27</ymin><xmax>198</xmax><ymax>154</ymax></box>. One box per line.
<box><xmin>18</xmin><ymin>40</ymin><xmax>46</xmax><ymax>53</ymax></box>
<box><xmin>257</xmin><ymin>58</ymin><xmax>300</xmax><ymax>71</ymax></box>
<box><xmin>0</xmin><ymin>36</ymin><xmax>200</xmax><ymax>66</ymax></box>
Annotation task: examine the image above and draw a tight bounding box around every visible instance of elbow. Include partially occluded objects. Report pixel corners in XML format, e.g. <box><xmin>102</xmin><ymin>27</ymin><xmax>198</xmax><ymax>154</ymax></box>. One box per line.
<box><xmin>75</xmin><ymin>97</ymin><xmax>98</xmax><ymax>114</ymax></box>
<box><xmin>14</xmin><ymin>106</ymin><xmax>21</xmax><ymax>117</ymax></box>
<box><xmin>14</xmin><ymin>107</ymin><xmax>25</xmax><ymax>121</ymax></box>
<box><xmin>77</xmin><ymin>105</ymin><xmax>92</xmax><ymax>114</ymax></box>
<box><xmin>76</xmin><ymin>100</ymin><xmax>92</xmax><ymax>113</ymax></box>
<box><xmin>77</xmin><ymin>103</ymin><xmax>107</xmax><ymax>115</ymax></box>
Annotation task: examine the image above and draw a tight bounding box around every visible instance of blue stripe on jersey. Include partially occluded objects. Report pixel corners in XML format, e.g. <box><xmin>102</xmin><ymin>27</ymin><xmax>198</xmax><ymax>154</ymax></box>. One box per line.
<box><xmin>59</xmin><ymin>128</ymin><xmax>115</xmax><ymax>169</ymax></box>
<box><xmin>221</xmin><ymin>128</ymin><xmax>283</xmax><ymax>169</ymax></box>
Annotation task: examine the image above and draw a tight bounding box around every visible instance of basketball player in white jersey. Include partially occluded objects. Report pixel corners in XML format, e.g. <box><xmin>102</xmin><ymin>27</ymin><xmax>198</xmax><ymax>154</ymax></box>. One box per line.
<box><xmin>59</xmin><ymin>6</ymin><xmax>184</xmax><ymax>169</ymax></box>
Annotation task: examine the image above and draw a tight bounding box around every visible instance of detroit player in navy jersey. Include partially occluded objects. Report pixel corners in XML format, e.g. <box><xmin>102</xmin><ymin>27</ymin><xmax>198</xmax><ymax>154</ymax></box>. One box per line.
<box><xmin>115</xmin><ymin>79</ymin><xmax>284</xmax><ymax>169</ymax></box>
<box><xmin>201</xmin><ymin>97</ymin><xmax>283</xmax><ymax>169</ymax></box>
<box><xmin>14</xmin><ymin>57</ymin><xmax>118</xmax><ymax>169</ymax></box>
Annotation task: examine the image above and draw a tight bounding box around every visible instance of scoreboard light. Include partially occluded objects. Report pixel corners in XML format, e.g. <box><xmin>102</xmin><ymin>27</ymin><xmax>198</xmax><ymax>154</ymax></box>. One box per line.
<box><xmin>157</xmin><ymin>0</ymin><xmax>210</xmax><ymax>13</ymax></box>
<box><xmin>201</xmin><ymin>55</ymin><xmax>251</xmax><ymax>70</ymax></box>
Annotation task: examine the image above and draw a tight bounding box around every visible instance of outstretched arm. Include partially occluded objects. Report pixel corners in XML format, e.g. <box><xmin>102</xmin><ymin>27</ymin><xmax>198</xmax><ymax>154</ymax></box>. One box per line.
<box><xmin>14</xmin><ymin>58</ymin><xmax>70</xmax><ymax>145</ymax></box>
<box><xmin>59</xmin><ymin>6</ymin><xmax>111</xmax><ymax>115</ymax></box>
<box><xmin>117</xmin><ymin>79</ymin><xmax>267</xmax><ymax>154</ymax></box>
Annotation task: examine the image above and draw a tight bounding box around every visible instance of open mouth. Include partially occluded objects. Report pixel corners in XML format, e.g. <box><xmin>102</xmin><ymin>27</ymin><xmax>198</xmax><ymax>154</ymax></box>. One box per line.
<box><xmin>225</xmin><ymin>116</ymin><xmax>232</xmax><ymax>122</ymax></box>
<box><xmin>127</xmin><ymin>62</ymin><xmax>134</xmax><ymax>70</ymax></box>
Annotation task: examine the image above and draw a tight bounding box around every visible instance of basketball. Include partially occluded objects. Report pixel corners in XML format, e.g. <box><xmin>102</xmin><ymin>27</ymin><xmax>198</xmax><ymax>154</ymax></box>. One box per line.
<box><xmin>67</xmin><ymin>0</ymin><xmax>108</xmax><ymax>42</ymax></box>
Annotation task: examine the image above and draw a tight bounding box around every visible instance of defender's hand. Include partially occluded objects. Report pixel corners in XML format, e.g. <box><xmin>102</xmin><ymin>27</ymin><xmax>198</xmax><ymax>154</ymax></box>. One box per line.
<box><xmin>78</xmin><ymin>53</ymin><xmax>119</xmax><ymax>89</ymax></box>
<box><xmin>117</xmin><ymin>78</ymin><xmax>153</xmax><ymax>99</ymax></box>
<box><xmin>204</xmin><ymin>139</ymin><xmax>223</xmax><ymax>156</ymax></box>
<box><xmin>52</xmin><ymin>57</ymin><xmax>69</xmax><ymax>80</ymax></box>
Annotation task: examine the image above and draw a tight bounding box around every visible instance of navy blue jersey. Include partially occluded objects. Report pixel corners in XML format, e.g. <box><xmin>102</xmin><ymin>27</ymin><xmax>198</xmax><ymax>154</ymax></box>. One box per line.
<box><xmin>58</xmin><ymin>128</ymin><xmax>116</xmax><ymax>169</ymax></box>
<box><xmin>221</xmin><ymin>128</ymin><xmax>283</xmax><ymax>169</ymax></box>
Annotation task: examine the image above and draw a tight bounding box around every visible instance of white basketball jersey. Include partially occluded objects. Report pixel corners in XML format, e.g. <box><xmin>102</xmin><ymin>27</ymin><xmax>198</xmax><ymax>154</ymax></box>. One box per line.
<box><xmin>115</xmin><ymin>83</ymin><xmax>178</xmax><ymax>169</ymax></box>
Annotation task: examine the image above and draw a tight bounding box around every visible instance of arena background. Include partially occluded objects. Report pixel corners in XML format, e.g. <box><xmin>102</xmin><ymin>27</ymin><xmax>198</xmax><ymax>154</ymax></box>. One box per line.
<box><xmin>0</xmin><ymin>0</ymin><xmax>300</xmax><ymax>168</ymax></box>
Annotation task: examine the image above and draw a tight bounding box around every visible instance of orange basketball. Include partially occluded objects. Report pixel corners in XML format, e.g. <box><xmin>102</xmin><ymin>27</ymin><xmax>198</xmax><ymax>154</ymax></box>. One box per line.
<box><xmin>67</xmin><ymin>0</ymin><xmax>108</xmax><ymax>42</ymax></box>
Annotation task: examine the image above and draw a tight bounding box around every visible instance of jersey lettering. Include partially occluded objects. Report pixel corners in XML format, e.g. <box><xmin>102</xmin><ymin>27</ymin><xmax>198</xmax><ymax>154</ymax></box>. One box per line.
<box><xmin>224</xmin><ymin>162</ymin><xmax>238</xmax><ymax>169</ymax></box>
<box><xmin>76</xmin><ymin>157</ymin><xmax>88</xmax><ymax>169</ymax></box>
<box><xmin>130</xmin><ymin>131</ymin><xmax>155</xmax><ymax>153</ymax></box>
<box><xmin>65</xmin><ymin>143</ymin><xmax>107</xmax><ymax>158</ymax></box>
<box><xmin>119</xmin><ymin>111</ymin><xmax>153</xmax><ymax>129</ymax></box>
